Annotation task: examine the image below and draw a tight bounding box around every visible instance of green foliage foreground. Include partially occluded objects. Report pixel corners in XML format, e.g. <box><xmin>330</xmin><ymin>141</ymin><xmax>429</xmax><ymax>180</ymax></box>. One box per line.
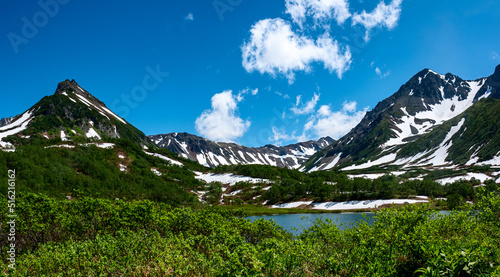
<box><xmin>1</xmin><ymin>189</ymin><xmax>500</xmax><ymax>276</ymax></box>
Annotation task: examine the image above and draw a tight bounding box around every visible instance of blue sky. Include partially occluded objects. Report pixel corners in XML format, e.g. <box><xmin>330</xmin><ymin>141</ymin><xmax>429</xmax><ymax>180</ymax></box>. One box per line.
<box><xmin>1</xmin><ymin>0</ymin><xmax>500</xmax><ymax>147</ymax></box>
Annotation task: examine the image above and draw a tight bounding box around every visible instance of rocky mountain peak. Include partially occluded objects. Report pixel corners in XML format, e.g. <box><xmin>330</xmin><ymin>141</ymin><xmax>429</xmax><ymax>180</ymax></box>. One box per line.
<box><xmin>303</xmin><ymin>65</ymin><xmax>499</xmax><ymax>172</ymax></box>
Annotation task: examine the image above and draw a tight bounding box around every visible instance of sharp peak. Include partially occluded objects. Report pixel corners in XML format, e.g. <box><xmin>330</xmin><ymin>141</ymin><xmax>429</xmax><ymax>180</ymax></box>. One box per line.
<box><xmin>53</xmin><ymin>79</ymin><xmax>111</xmax><ymax>111</ymax></box>
<box><xmin>418</xmin><ymin>68</ymin><xmax>445</xmax><ymax>76</ymax></box>
<box><xmin>56</xmin><ymin>79</ymin><xmax>81</xmax><ymax>92</ymax></box>
<box><xmin>55</xmin><ymin>79</ymin><xmax>96</xmax><ymax>98</ymax></box>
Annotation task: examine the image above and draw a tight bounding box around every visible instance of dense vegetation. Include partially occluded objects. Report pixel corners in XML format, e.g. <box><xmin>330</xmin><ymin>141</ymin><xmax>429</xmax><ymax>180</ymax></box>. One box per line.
<box><xmin>1</xmin><ymin>138</ymin><xmax>494</xmax><ymax>210</ymax></box>
<box><xmin>1</xmin><ymin>186</ymin><xmax>499</xmax><ymax>276</ymax></box>
<box><xmin>0</xmin><ymin>139</ymin><xmax>205</xmax><ymax>206</ymax></box>
<box><xmin>212</xmin><ymin>164</ymin><xmax>491</xmax><ymax>208</ymax></box>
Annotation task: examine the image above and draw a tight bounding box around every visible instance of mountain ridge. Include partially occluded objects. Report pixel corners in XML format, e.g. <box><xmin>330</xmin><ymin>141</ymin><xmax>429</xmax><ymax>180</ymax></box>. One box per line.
<box><xmin>149</xmin><ymin>132</ymin><xmax>334</xmax><ymax>169</ymax></box>
<box><xmin>303</xmin><ymin>64</ymin><xmax>500</xmax><ymax>171</ymax></box>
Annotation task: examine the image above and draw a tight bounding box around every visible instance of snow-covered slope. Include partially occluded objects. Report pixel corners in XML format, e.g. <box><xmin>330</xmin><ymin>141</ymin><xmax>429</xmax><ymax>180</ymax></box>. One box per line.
<box><xmin>0</xmin><ymin>79</ymin><xmax>152</xmax><ymax>150</ymax></box>
<box><xmin>149</xmin><ymin>132</ymin><xmax>334</xmax><ymax>169</ymax></box>
<box><xmin>0</xmin><ymin>111</ymin><xmax>34</xmax><ymax>149</ymax></box>
<box><xmin>304</xmin><ymin>64</ymin><xmax>500</xmax><ymax>171</ymax></box>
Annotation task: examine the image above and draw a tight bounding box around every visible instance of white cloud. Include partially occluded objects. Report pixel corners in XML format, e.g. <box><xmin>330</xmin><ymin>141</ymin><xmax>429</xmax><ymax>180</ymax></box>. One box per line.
<box><xmin>185</xmin><ymin>13</ymin><xmax>194</xmax><ymax>21</ymax></box>
<box><xmin>341</xmin><ymin>100</ymin><xmax>357</xmax><ymax>112</ymax></box>
<box><xmin>195</xmin><ymin>90</ymin><xmax>251</xmax><ymax>142</ymax></box>
<box><xmin>291</xmin><ymin>93</ymin><xmax>320</xmax><ymax>115</ymax></box>
<box><xmin>285</xmin><ymin>0</ymin><xmax>351</xmax><ymax>27</ymax></box>
<box><xmin>235</xmin><ymin>88</ymin><xmax>259</xmax><ymax>102</ymax></box>
<box><xmin>375</xmin><ymin>67</ymin><xmax>390</xmax><ymax>78</ymax></box>
<box><xmin>305</xmin><ymin>101</ymin><xmax>368</xmax><ymax>139</ymax></box>
<box><xmin>352</xmin><ymin>0</ymin><xmax>403</xmax><ymax>41</ymax></box>
<box><xmin>241</xmin><ymin>18</ymin><xmax>352</xmax><ymax>83</ymax></box>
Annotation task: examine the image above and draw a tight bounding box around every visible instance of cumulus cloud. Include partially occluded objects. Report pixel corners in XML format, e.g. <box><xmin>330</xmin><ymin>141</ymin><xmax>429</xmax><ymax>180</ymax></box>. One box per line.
<box><xmin>185</xmin><ymin>13</ymin><xmax>194</xmax><ymax>21</ymax></box>
<box><xmin>195</xmin><ymin>90</ymin><xmax>251</xmax><ymax>142</ymax></box>
<box><xmin>291</xmin><ymin>93</ymin><xmax>320</xmax><ymax>115</ymax></box>
<box><xmin>352</xmin><ymin>0</ymin><xmax>403</xmax><ymax>41</ymax></box>
<box><xmin>305</xmin><ymin>101</ymin><xmax>368</xmax><ymax>139</ymax></box>
<box><xmin>285</xmin><ymin>0</ymin><xmax>351</xmax><ymax>27</ymax></box>
<box><xmin>241</xmin><ymin>18</ymin><xmax>352</xmax><ymax>83</ymax></box>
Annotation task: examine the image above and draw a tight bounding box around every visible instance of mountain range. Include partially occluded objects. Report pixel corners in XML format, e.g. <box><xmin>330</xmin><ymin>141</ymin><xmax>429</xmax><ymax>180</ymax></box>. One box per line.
<box><xmin>1</xmin><ymin>65</ymin><xmax>500</xmax><ymax>175</ymax></box>
<box><xmin>148</xmin><ymin>132</ymin><xmax>334</xmax><ymax>169</ymax></box>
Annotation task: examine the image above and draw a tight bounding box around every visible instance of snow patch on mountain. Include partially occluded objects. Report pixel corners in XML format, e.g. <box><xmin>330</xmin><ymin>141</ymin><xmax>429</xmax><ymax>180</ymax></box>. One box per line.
<box><xmin>385</xmin><ymin>80</ymin><xmax>483</xmax><ymax>148</ymax></box>
<box><xmin>419</xmin><ymin>118</ymin><xmax>465</xmax><ymax>166</ymax></box>
<box><xmin>436</xmin><ymin>173</ymin><xmax>493</xmax><ymax>185</ymax></box>
<box><xmin>144</xmin><ymin>151</ymin><xmax>183</xmax><ymax>166</ymax></box>
<box><xmin>0</xmin><ymin>111</ymin><xmax>33</xmax><ymax>148</ymax></box>
<box><xmin>0</xmin><ymin>111</ymin><xmax>32</xmax><ymax>132</ymax></box>
<box><xmin>272</xmin><ymin>201</ymin><xmax>314</xmax><ymax>209</ymax></box>
<box><xmin>394</xmin><ymin>118</ymin><xmax>465</xmax><ymax>167</ymax></box>
<box><xmin>60</xmin><ymin>130</ymin><xmax>69</xmax><ymax>141</ymax></box>
<box><xmin>86</xmin><ymin>128</ymin><xmax>101</xmax><ymax>139</ymax></box>
<box><xmin>151</xmin><ymin>168</ymin><xmax>162</xmax><ymax>176</ymax></box>
<box><xmin>311</xmin><ymin>199</ymin><xmax>428</xmax><ymax>211</ymax></box>
<box><xmin>194</xmin><ymin>172</ymin><xmax>270</xmax><ymax>186</ymax></box>
<box><xmin>342</xmin><ymin>153</ymin><xmax>397</xmax><ymax>171</ymax></box>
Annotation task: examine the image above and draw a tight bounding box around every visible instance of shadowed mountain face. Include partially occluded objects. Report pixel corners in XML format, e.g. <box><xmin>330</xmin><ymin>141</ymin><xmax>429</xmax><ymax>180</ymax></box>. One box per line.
<box><xmin>0</xmin><ymin>79</ymin><xmax>152</xmax><ymax>149</ymax></box>
<box><xmin>303</xmin><ymin>64</ymin><xmax>500</xmax><ymax>172</ymax></box>
<box><xmin>149</xmin><ymin>132</ymin><xmax>334</xmax><ymax>169</ymax></box>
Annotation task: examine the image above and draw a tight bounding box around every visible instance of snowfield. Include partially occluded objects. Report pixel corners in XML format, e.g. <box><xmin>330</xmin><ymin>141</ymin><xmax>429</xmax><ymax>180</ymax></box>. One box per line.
<box><xmin>0</xmin><ymin>111</ymin><xmax>33</xmax><ymax>149</ymax></box>
<box><xmin>272</xmin><ymin>201</ymin><xmax>314</xmax><ymax>209</ymax></box>
<box><xmin>194</xmin><ymin>172</ymin><xmax>270</xmax><ymax>186</ymax></box>
<box><xmin>85</xmin><ymin>127</ymin><xmax>101</xmax><ymax>139</ymax></box>
<box><xmin>269</xmin><ymin>199</ymin><xmax>429</xmax><ymax>210</ymax></box>
<box><xmin>393</xmin><ymin>118</ymin><xmax>466</xmax><ymax>168</ymax></box>
<box><xmin>144</xmin><ymin>152</ymin><xmax>183</xmax><ymax>166</ymax></box>
<box><xmin>436</xmin><ymin>173</ymin><xmax>494</xmax><ymax>185</ymax></box>
<box><xmin>385</xmin><ymin>79</ymin><xmax>483</xmax><ymax>148</ymax></box>
<box><xmin>311</xmin><ymin>199</ymin><xmax>428</xmax><ymax>210</ymax></box>
<box><xmin>341</xmin><ymin>153</ymin><xmax>397</xmax><ymax>171</ymax></box>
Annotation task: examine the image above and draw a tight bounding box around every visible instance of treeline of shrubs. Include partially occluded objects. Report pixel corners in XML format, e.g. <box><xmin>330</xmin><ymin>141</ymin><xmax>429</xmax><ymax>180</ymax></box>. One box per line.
<box><xmin>0</xmin><ymin>139</ymin><xmax>205</xmax><ymax>206</ymax></box>
<box><xmin>2</xmin><ymin>188</ymin><xmax>500</xmax><ymax>276</ymax></box>
<box><xmin>211</xmin><ymin>164</ymin><xmax>497</xmax><ymax>208</ymax></box>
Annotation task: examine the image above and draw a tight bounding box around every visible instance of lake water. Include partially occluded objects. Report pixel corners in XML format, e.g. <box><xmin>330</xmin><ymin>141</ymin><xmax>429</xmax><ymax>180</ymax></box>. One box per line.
<box><xmin>248</xmin><ymin>211</ymin><xmax>451</xmax><ymax>235</ymax></box>
<box><xmin>247</xmin><ymin>213</ymin><xmax>375</xmax><ymax>235</ymax></box>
